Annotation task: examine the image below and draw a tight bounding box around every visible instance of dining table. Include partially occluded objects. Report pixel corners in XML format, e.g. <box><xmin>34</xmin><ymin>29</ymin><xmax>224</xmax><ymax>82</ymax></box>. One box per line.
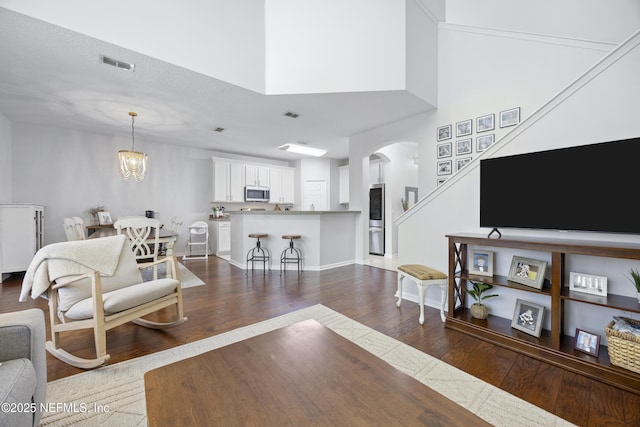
<box><xmin>88</xmin><ymin>226</ymin><xmax>178</xmax><ymax>257</ymax></box>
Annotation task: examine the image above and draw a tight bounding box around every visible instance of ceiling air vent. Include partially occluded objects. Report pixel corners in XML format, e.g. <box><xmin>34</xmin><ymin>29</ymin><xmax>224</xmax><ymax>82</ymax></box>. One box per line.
<box><xmin>213</xmin><ymin>127</ymin><xmax>225</xmax><ymax>133</ymax></box>
<box><xmin>284</xmin><ymin>111</ymin><xmax>299</xmax><ymax>119</ymax></box>
<box><xmin>100</xmin><ymin>55</ymin><xmax>135</xmax><ymax>72</ymax></box>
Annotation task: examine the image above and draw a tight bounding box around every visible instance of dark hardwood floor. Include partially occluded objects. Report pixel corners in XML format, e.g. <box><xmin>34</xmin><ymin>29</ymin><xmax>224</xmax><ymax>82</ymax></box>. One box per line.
<box><xmin>2</xmin><ymin>256</ymin><xmax>640</xmax><ymax>426</ymax></box>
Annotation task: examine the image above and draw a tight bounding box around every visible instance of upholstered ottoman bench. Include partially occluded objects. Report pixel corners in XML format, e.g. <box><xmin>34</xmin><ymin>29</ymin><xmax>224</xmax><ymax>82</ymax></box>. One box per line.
<box><xmin>396</xmin><ymin>264</ymin><xmax>448</xmax><ymax>324</ymax></box>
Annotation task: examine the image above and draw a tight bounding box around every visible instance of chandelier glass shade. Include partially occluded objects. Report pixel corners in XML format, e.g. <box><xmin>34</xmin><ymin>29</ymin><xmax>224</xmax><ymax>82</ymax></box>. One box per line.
<box><xmin>119</xmin><ymin>112</ymin><xmax>147</xmax><ymax>182</ymax></box>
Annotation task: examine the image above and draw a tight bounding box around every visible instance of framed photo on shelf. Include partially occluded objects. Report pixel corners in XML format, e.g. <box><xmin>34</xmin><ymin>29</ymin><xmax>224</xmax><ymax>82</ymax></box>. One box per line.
<box><xmin>469</xmin><ymin>249</ymin><xmax>494</xmax><ymax>277</ymax></box>
<box><xmin>437</xmin><ymin>124</ymin><xmax>452</xmax><ymax>141</ymax></box>
<box><xmin>511</xmin><ymin>299</ymin><xmax>545</xmax><ymax>337</ymax></box>
<box><xmin>508</xmin><ymin>256</ymin><xmax>547</xmax><ymax>289</ymax></box>
<box><xmin>574</xmin><ymin>328</ymin><xmax>600</xmax><ymax>357</ymax></box>
<box><xmin>569</xmin><ymin>272</ymin><xmax>608</xmax><ymax>296</ymax></box>
<box><xmin>456</xmin><ymin>157</ymin><xmax>472</xmax><ymax>171</ymax></box>
<box><xmin>456</xmin><ymin>119</ymin><xmax>472</xmax><ymax>137</ymax></box>
<box><xmin>97</xmin><ymin>211</ymin><xmax>113</xmax><ymax>225</ymax></box>
<box><xmin>437</xmin><ymin>142</ymin><xmax>452</xmax><ymax>158</ymax></box>
<box><xmin>476</xmin><ymin>114</ymin><xmax>495</xmax><ymax>133</ymax></box>
<box><xmin>500</xmin><ymin>107</ymin><xmax>520</xmax><ymax>128</ymax></box>
<box><xmin>476</xmin><ymin>134</ymin><xmax>495</xmax><ymax>152</ymax></box>
<box><xmin>456</xmin><ymin>138</ymin><xmax>472</xmax><ymax>155</ymax></box>
<box><xmin>437</xmin><ymin>160</ymin><xmax>452</xmax><ymax>176</ymax></box>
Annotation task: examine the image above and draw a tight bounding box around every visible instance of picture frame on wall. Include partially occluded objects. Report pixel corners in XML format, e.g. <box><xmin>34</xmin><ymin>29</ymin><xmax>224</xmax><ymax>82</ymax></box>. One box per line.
<box><xmin>508</xmin><ymin>256</ymin><xmax>547</xmax><ymax>289</ymax></box>
<box><xmin>574</xmin><ymin>328</ymin><xmax>601</xmax><ymax>357</ymax></box>
<box><xmin>456</xmin><ymin>157</ymin><xmax>472</xmax><ymax>171</ymax></box>
<box><xmin>477</xmin><ymin>114</ymin><xmax>495</xmax><ymax>133</ymax></box>
<box><xmin>469</xmin><ymin>249</ymin><xmax>494</xmax><ymax>277</ymax></box>
<box><xmin>456</xmin><ymin>119</ymin><xmax>472</xmax><ymax>137</ymax></box>
<box><xmin>500</xmin><ymin>107</ymin><xmax>521</xmax><ymax>128</ymax></box>
<box><xmin>456</xmin><ymin>138</ymin><xmax>472</xmax><ymax>156</ymax></box>
<box><xmin>511</xmin><ymin>299</ymin><xmax>545</xmax><ymax>337</ymax></box>
<box><xmin>437</xmin><ymin>160</ymin><xmax>452</xmax><ymax>175</ymax></box>
<box><xmin>97</xmin><ymin>211</ymin><xmax>113</xmax><ymax>225</ymax></box>
<box><xmin>437</xmin><ymin>124</ymin><xmax>452</xmax><ymax>141</ymax></box>
<box><xmin>476</xmin><ymin>134</ymin><xmax>495</xmax><ymax>152</ymax></box>
<box><xmin>437</xmin><ymin>142</ymin><xmax>452</xmax><ymax>158</ymax></box>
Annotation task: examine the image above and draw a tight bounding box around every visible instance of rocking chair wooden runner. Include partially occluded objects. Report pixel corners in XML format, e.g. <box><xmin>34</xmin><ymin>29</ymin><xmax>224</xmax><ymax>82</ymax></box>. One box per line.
<box><xmin>20</xmin><ymin>235</ymin><xmax>187</xmax><ymax>369</ymax></box>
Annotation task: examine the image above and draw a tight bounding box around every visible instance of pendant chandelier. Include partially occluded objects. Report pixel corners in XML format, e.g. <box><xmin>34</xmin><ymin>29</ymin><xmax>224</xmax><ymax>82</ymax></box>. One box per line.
<box><xmin>118</xmin><ymin>112</ymin><xmax>147</xmax><ymax>181</ymax></box>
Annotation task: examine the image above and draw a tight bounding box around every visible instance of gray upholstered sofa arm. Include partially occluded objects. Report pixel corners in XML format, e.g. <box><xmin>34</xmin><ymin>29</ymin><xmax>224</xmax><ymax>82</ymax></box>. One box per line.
<box><xmin>0</xmin><ymin>309</ymin><xmax>47</xmax><ymax>427</ymax></box>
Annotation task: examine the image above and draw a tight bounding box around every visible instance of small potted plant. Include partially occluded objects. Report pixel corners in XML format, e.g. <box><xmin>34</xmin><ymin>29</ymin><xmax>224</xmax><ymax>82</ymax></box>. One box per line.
<box><xmin>466</xmin><ymin>281</ymin><xmax>498</xmax><ymax>319</ymax></box>
<box><xmin>627</xmin><ymin>268</ymin><xmax>640</xmax><ymax>302</ymax></box>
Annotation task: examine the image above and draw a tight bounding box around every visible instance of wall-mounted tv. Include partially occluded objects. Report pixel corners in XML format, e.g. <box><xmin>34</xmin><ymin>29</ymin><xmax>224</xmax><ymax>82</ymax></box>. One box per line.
<box><xmin>480</xmin><ymin>137</ymin><xmax>640</xmax><ymax>235</ymax></box>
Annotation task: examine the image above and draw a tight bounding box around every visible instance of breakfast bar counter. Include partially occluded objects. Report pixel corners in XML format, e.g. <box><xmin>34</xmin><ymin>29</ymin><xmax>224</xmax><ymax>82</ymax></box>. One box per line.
<box><xmin>229</xmin><ymin>211</ymin><xmax>360</xmax><ymax>271</ymax></box>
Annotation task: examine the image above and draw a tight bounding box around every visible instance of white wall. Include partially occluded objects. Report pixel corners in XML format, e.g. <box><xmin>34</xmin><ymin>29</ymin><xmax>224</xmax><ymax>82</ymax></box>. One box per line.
<box><xmin>265</xmin><ymin>0</ymin><xmax>405</xmax><ymax>95</ymax></box>
<box><xmin>446</xmin><ymin>0</ymin><xmax>640</xmax><ymax>45</ymax></box>
<box><xmin>10</xmin><ymin>123</ymin><xmax>220</xmax><ymax>251</ymax></box>
<box><xmin>0</xmin><ymin>112</ymin><xmax>11</xmax><ymax>202</ymax></box>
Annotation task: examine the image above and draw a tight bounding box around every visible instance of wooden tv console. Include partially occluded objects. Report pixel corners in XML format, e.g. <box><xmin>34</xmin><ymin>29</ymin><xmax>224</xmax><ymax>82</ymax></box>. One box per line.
<box><xmin>446</xmin><ymin>233</ymin><xmax>640</xmax><ymax>394</ymax></box>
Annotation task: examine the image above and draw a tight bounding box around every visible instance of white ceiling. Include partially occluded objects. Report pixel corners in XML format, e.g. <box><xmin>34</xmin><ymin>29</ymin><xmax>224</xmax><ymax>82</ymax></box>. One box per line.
<box><xmin>0</xmin><ymin>7</ymin><xmax>434</xmax><ymax>162</ymax></box>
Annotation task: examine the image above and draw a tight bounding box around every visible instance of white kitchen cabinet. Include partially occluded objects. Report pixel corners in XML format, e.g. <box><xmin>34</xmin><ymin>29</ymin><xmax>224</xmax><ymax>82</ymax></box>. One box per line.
<box><xmin>212</xmin><ymin>158</ymin><xmax>245</xmax><ymax>203</ymax></box>
<box><xmin>269</xmin><ymin>167</ymin><xmax>295</xmax><ymax>204</ymax></box>
<box><xmin>0</xmin><ymin>204</ymin><xmax>44</xmax><ymax>283</ymax></box>
<box><xmin>245</xmin><ymin>164</ymin><xmax>270</xmax><ymax>187</ymax></box>
<box><xmin>339</xmin><ymin>165</ymin><xmax>349</xmax><ymax>204</ymax></box>
<box><xmin>211</xmin><ymin>220</ymin><xmax>231</xmax><ymax>257</ymax></box>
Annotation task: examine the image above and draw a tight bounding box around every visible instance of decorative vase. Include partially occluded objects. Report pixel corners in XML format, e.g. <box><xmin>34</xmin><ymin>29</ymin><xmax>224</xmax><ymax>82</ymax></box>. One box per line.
<box><xmin>471</xmin><ymin>303</ymin><xmax>489</xmax><ymax>320</ymax></box>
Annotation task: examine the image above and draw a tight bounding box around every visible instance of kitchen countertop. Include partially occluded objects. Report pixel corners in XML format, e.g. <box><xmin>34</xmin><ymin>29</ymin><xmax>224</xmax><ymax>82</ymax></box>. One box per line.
<box><xmin>229</xmin><ymin>210</ymin><xmax>360</xmax><ymax>215</ymax></box>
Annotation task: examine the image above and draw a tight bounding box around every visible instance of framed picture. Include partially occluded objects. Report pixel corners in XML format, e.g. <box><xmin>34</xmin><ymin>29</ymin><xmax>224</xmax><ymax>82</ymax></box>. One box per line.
<box><xmin>476</xmin><ymin>134</ymin><xmax>495</xmax><ymax>152</ymax></box>
<box><xmin>437</xmin><ymin>142</ymin><xmax>452</xmax><ymax>158</ymax></box>
<box><xmin>456</xmin><ymin>157</ymin><xmax>472</xmax><ymax>171</ymax></box>
<box><xmin>456</xmin><ymin>138</ymin><xmax>472</xmax><ymax>155</ymax></box>
<box><xmin>574</xmin><ymin>328</ymin><xmax>600</xmax><ymax>357</ymax></box>
<box><xmin>569</xmin><ymin>272</ymin><xmax>607</xmax><ymax>296</ymax></box>
<box><xmin>511</xmin><ymin>299</ymin><xmax>545</xmax><ymax>337</ymax></box>
<box><xmin>500</xmin><ymin>107</ymin><xmax>520</xmax><ymax>128</ymax></box>
<box><xmin>476</xmin><ymin>114</ymin><xmax>495</xmax><ymax>133</ymax></box>
<box><xmin>437</xmin><ymin>124</ymin><xmax>452</xmax><ymax>141</ymax></box>
<box><xmin>508</xmin><ymin>256</ymin><xmax>547</xmax><ymax>289</ymax></box>
<box><xmin>469</xmin><ymin>249</ymin><xmax>494</xmax><ymax>277</ymax></box>
<box><xmin>456</xmin><ymin>119</ymin><xmax>472</xmax><ymax>137</ymax></box>
<box><xmin>97</xmin><ymin>211</ymin><xmax>113</xmax><ymax>225</ymax></box>
<box><xmin>437</xmin><ymin>160</ymin><xmax>452</xmax><ymax>176</ymax></box>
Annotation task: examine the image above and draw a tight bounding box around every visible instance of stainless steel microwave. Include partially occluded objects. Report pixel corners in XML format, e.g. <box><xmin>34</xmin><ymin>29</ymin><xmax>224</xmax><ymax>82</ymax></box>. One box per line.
<box><xmin>245</xmin><ymin>186</ymin><xmax>270</xmax><ymax>202</ymax></box>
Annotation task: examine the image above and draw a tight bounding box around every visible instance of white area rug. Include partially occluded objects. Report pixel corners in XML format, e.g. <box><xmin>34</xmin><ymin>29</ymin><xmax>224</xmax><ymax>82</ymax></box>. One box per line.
<box><xmin>141</xmin><ymin>262</ymin><xmax>204</xmax><ymax>289</ymax></box>
<box><xmin>41</xmin><ymin>305</ymin><xmax>575</xmax><ymax>426</ymax></box>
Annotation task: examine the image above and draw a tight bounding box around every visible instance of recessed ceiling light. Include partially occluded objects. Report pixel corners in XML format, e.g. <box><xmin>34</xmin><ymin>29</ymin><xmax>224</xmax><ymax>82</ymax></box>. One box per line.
<box><xmin>284</xmin><ymin>111</ymin><xmax>300</xmax><ymax>119</ymax></box>
<box><xmin>278</xmin><ymin>144</ymin><xmax>327</xmax><ymax>157</ymax></box>
<box><xmin>99</xmin><ymin>55</ymin><xmax>135</xmax><ymax>72</ymax></box>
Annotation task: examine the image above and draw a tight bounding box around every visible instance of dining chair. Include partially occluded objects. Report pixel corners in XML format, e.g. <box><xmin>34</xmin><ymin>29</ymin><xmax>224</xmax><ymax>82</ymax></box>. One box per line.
<box><xmin>63</xmin><ymin>218</ymin><xmax>78</xmax><ymax>241</ymax></box>
<box><xmin>114</xmin><ymin>216</ymin><xmax>161</xmax><ymax>279</ymax></box>
<box><xmin>72</xmin><ymin>217</ymin><xmax>86</xmax><ymax>240</ymax></box>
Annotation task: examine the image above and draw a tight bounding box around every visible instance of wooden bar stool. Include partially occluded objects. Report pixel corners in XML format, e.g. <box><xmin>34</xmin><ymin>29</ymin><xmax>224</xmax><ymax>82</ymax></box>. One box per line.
<box><xmin>396</xmin><ymin>264</ymin><xmax>448</xmax><ymax>324</ymax></box>
<box><xmin>246</xmin><ymin>233</ymin><xmax>270</xmax><ymax>274</ymax></box>
<box><xmin>280</xmin><ymin>235</ymin><xmax>302</xmax><ymax>274</ymax></box>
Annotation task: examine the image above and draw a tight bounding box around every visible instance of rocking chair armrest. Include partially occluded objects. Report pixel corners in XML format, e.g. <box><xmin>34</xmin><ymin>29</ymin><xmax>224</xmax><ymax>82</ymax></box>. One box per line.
<box><xmin>51</xmin><ymin>270</ymin><xmax>100</xmax><ymax>290</ymax></box>
<box><xmin>137</xmin><ymin>256</ymin><xmax>176</xmax><ymax>270</ymax></box>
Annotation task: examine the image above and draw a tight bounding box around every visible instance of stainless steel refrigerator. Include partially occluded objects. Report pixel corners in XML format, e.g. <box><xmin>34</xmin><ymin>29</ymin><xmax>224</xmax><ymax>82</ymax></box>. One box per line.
<box><xmin>369</xmin><ymin>184</ymin><xmax>384</xmax><ymax>255</ymax></box>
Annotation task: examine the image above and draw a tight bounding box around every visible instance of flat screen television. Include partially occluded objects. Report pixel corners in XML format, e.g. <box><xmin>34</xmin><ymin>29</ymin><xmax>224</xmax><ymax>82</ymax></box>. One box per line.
<box><xmin>480</xmin><ymin>137</ymin><xmax>640</xmax><ymax>234</ymax></box>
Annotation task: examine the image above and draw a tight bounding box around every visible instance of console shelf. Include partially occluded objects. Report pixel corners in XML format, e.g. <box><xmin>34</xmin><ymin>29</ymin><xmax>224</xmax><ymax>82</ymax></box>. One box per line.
<box><xmin>446</xmin><ymin>233</ymin><xmax>640</xmax><ymax>394</ymax></box>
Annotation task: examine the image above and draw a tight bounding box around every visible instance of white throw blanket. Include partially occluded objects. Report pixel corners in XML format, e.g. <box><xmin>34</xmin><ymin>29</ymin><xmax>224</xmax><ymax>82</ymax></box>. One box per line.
<box><xmin>19</xmin><ymin>234</ymin><xmax>127</xmax><ymax>301</ymax></box>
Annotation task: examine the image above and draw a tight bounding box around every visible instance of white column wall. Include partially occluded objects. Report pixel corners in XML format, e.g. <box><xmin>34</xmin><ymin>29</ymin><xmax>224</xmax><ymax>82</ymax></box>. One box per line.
<box><xmin>0</xmin><ymin>112</ymin><xmax>11</xmax><ymax>202</ymax></box>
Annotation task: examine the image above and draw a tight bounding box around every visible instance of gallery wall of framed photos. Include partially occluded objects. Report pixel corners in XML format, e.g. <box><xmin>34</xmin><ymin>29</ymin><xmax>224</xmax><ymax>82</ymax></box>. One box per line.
<box><xmin>435</xmin><ymin>107</ymin><xmax>520</xmax><ymax>186</ymax></box>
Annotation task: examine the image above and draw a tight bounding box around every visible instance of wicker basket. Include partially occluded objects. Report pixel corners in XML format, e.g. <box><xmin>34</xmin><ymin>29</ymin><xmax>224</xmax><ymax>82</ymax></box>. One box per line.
<box><xmin>605</xmin><ymin>317</ymin><xmax>640</xmax><ymax>374</ymax></box>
